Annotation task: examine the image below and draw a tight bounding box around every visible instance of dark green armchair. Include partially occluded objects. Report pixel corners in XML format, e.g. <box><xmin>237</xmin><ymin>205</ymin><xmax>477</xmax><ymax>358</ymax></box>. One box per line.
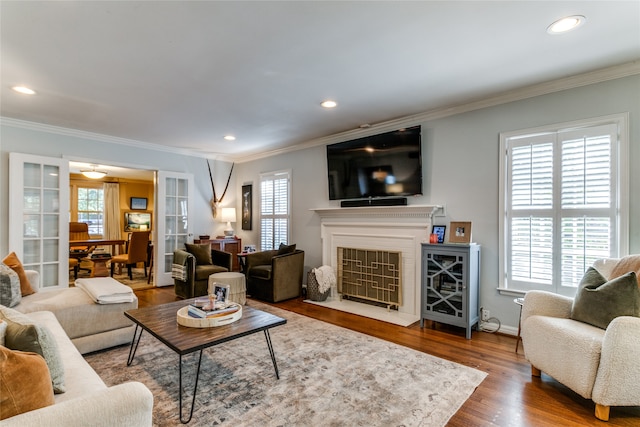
<box><xmin>172</xmin><ymin>244</ymin><xmax>232</xmax><ymax>299</ymax></box>
<box><xmin>246</xmin><ymin>245</ymin><xmax>304</xmax><ymax>302</ymax></box>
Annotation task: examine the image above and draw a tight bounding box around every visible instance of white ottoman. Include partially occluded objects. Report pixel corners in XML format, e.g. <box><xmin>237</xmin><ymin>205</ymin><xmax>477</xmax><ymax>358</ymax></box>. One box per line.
<box><xmin>208</xmin><ymin>272</ymin><xmax>247</xmax><ymax>305</ymax></box>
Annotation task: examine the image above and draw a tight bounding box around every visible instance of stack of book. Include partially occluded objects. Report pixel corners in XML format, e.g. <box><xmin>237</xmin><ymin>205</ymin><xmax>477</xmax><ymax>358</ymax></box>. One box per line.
<box><xmin>90</xmin><ymin>250</ymin><xmax>111</xmax><ymax>260</ymax></box>
<box><xmin>187</xmin><ymin>301</ymin><xmax>240</xmax><ymax>319</ymax></box>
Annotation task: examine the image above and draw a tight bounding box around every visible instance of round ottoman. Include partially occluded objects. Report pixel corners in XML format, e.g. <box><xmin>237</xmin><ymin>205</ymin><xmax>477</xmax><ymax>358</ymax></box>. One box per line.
<box><xmin>208</xmin><ymin>272</ymin><xmax>246</xmax><ymax>305</ymax></box>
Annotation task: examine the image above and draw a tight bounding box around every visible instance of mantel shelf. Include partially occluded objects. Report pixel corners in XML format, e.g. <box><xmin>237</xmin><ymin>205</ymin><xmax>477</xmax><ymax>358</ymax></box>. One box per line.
<box><xmin>310</xmin><ymin>204</ymin><xmax>443</xmax><ymax>220</ymax></box>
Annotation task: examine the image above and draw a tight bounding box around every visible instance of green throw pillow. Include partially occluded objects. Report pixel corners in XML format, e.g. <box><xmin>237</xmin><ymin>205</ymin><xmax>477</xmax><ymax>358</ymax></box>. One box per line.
<box><xmin>185</xmin><ymin>243</ymin><xmax>212</xmax><ymax>265</ymax></box>
<box><xmin>277</xmin><ymin>243</ymin><xmax>296</xmax><ymax>256</ymax></box>
<box><xmin>570</xmin><ymin>267</ymin><xmax>640</xmax><ymax>330</ymax></box>
<box><xmin>0</xmin><ymin>306</ymin><xmax>66</xmax><ymax>394</ymax></box>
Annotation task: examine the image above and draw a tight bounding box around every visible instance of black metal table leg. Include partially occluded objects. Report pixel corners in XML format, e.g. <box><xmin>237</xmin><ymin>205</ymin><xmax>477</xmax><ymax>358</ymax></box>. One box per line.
<box><xmin>127</xmin><ymin>324</ymin><xmax>144</xmax><ymax>366</ymax></box>
<box><xmin>180</xmin><ymin>350</ymin><xmax>204</xmax><ymax>424</ymax></box>
<box><xmin>264</xmin><ymin>329</ymin><xmax>280</xmax><ymax>379</ymax></box>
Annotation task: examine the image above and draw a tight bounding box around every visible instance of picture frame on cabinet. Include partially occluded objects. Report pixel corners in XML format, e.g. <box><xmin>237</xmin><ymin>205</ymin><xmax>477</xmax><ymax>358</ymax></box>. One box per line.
<box><xmin>431</xmin><ymin>225</ymin><xmax>446</xmax><ymax>243</ymax></box>
<box><xmin>449</xmin><ymin>221</ymin><xmax>472</xmax><ymax>243</ymax></box>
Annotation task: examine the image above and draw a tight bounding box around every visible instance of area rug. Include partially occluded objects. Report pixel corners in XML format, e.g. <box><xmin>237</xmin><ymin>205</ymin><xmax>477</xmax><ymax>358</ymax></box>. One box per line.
<box><xmin>85</xmin><ymin>302</ymin><xmax>487</xmax><ymax>426</ymax></box>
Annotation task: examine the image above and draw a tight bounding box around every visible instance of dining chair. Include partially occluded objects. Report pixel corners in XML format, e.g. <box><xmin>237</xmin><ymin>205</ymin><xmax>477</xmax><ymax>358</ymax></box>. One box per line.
<box><xmin>110</xmin><ymin>230</ymin><xmax>151</xmax><ymax>280</ymax></box>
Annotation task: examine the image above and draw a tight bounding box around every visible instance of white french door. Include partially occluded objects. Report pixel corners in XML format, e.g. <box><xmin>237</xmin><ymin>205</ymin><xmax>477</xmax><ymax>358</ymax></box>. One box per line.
<box><xmin>155</xmin><ymin>171</ymin><xmax>194</xmax><ymax>287</ymax></box>
<box><xmin>9</xmin><ymin>153</ymin><xmax>70</xmax><ymax>291</ymax></box>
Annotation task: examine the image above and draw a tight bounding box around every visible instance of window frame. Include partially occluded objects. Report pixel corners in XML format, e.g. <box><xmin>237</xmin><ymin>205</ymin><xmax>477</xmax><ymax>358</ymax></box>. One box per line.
<box><xmin>259</xmin><ymin>169</ymin><xmax>291</xmax><ymax>251</ymax></box>
<box><xmin>74</xmin><ymin>183</ymin><xmax>105</xmax><ymax>237</ymax></box>
<box><xmin>498</xmin><ymin>113</ymin><xmax>629</xmax><ymax>296</ymax></box>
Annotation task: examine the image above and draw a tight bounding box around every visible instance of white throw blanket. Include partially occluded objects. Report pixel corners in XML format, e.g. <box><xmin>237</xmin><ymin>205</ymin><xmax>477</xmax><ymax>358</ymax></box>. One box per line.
<box><xmin>312</xmin><ymin>265</ymin><xmax>336</xmax><ymax>294</ymax></box>
<box><xmin>75</xmin><ymin>277</ymin><xmax>135</xmax><ymax>304</ymax></box>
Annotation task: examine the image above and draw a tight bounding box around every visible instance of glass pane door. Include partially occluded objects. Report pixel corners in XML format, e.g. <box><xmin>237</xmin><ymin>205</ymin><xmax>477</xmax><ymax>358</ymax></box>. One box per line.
<box><xmin>9</xmin><ymin>153</ymin><xmax>69</xmax><ymax>290</ymax></box>
<box><xmin>155</xmin><ymin>171</ymin><xmax>193</xmax><ymax>286</ymax></box>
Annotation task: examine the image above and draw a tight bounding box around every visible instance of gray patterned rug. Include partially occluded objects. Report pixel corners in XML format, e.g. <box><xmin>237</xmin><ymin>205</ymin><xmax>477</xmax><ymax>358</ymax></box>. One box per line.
<box><xmin>85</xmin><ymin>302</ymin><xmax>486</xmax><ymax>426</ymax></box>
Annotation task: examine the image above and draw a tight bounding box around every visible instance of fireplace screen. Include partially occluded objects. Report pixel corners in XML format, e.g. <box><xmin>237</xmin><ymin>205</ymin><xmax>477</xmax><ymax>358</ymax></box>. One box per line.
<box><xmin>337</xmin><ymin>247</ymin><xmax>402</xmax><ymax>309</ymax></box>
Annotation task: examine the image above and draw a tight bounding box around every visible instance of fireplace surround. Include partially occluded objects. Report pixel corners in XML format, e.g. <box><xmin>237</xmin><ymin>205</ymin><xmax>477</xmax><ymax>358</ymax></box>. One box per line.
<box><xmin>311</xmin><ymin>204</ymin><xmax>443</xmax><ymax>326</ymax></box>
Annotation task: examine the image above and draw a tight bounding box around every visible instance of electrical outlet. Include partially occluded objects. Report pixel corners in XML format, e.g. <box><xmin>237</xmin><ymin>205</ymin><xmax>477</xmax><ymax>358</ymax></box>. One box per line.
<box><xmin>481</xmin><ymin>308</ymin><xmax>490</xmax><ymax>321</ymax></box>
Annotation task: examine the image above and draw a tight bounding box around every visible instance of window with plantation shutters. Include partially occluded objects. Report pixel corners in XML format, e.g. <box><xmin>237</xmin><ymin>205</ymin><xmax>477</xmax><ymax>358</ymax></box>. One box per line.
<box><xmin>260</xmin><ymin>170</ymin><xmax>290</xmax><ymax>251</ymax></box>
<box><xmin>499</xmin><ymin>115</ymin><xmax>628</xmax><ymax>296</ymax></box>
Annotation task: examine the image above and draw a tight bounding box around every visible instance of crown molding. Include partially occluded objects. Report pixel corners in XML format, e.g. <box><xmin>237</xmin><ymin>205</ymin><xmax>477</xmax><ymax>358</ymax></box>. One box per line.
<box><xmin>0</xmin><ymin>116</ymin><xmax>234</xmax><ymax>160</ymax></box>
<box><xmin>235</xmin><ymin>60</ymin><xmax>640</xmax><ymax>163</ymax></box>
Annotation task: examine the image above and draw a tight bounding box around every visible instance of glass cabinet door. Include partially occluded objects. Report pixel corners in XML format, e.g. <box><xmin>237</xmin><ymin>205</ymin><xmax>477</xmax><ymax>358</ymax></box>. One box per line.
<box><xmin>424</xmin><ymin>252</ymin><xmax>467</xmax><ymax>320</ymax></box>
<box><xmin>9</xmin><ymin>153</ymin><xmax>69</xmax><ymax>290</ymax></box>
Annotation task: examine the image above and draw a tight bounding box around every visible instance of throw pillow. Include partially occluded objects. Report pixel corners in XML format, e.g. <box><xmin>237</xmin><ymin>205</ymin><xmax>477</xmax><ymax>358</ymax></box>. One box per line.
<box><xmin>0</xmin><ymin>306</ymin><xmax>66</xmax><ymax>393</ymax></box>
<box><xmin>0</xmin><ymin>320</ymin><xmax>6</xmax><ymax>346</ymax></box>
<box><xmin>570</xmin><ymin>267</ymin><xmax>640</xmax><ymax>330</ymax></box>
<box><xmin>0</xmin><ymin>263</ymin><xmax>21</xmax><ymax>307</ymax></box>
<box><xmin>185</xmin><ymin>243</ymin><xmax>213</xmax><ymax>265</ymax></box>
<box><xmin>609</xmin><ymin>254</ymin><xmax>640</xmax><ymax>285</ymax></box>
<box><xmin>0</xmin><ymin>345</ymin><xmax>55</xmax><ymax>420</ymax></box>
<box><xmin>2</xmin><ymin>252</ymin><xmax>36</xmax><ymax>297</ymax></box>
<box><xmin>277</xmin><ymin>243</ymin><xmax>296</xmax><ymax>256</ymax></box>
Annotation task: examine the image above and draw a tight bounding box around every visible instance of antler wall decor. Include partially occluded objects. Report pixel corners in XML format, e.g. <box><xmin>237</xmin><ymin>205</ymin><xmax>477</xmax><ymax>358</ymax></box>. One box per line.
<box><xmin>207</xmin><ymin>160</ymin><xmax>234</xmax><ymax>219</ymax></box>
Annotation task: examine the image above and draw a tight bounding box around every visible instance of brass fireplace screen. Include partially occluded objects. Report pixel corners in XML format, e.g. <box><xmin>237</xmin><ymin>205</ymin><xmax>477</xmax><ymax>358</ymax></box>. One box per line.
<box><xmin>337</xmin><ymin>247</ymin><xmax>402</xmax><ymax>309</ymax></box>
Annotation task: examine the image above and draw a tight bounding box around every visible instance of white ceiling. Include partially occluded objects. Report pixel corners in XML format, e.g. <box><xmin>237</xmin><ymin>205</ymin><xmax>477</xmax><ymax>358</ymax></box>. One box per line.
<box><xmin>2</xmin><ymin>1</ymin><xmax>639</xmax><ymax>162</ymax></box>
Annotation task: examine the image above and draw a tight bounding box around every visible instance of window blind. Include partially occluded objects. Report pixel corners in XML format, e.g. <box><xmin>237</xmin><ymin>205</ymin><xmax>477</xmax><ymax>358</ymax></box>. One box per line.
<box><xmin>260</xmin><ymin>170</ymin><xmax>290</xmax><ymax>251</ymax></box>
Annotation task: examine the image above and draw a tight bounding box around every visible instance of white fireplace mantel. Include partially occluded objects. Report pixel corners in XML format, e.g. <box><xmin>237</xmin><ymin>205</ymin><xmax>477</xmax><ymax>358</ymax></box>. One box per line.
<box><xmin>309</xmin><ymin>204</ymin><xmax>443</xmax><ymax>326</ymax></box>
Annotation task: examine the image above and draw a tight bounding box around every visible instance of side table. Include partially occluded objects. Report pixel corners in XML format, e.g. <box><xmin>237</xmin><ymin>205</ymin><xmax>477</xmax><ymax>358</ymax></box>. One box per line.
<box><xmin>514</xmin><ymin>297</ymin><xmax>524</xmax><ymax>353</ymax></box>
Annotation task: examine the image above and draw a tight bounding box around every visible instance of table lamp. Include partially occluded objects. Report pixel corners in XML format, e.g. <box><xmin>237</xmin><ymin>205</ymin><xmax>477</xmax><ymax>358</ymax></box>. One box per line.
<box><xmin>220</xmin><ymin>208</ymin><xmax>237</xmax><ymax>238</ymax></box>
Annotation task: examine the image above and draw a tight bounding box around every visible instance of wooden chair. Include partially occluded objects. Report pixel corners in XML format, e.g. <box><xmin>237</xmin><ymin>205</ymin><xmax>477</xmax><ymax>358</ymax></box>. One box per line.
<box><xmin>110</xmin><ymin>231</ymin><xmax>150</xmax><ymax>280</ymax></box>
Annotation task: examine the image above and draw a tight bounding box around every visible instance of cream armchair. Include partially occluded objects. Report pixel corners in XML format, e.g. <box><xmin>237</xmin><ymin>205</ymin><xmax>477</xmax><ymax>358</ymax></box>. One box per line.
<box><xmin>521</xmin><ymin>258</ymin><xmax>640</xmax><ymax>421</ymax></box>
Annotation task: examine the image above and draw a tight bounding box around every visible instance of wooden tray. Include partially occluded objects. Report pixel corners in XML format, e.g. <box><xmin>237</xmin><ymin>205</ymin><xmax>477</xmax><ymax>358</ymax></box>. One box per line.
<box><xmin>176</xmin><ymin>303</ymin><xmax>242</xmax><ymax>328</ymax></box>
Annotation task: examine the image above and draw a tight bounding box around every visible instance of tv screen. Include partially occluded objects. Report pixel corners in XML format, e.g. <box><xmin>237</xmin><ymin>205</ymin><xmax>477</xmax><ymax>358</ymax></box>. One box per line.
<box><xmin>326</xmin><ymin>125</ymin><xmax>422</xmax><ymax>200</ymax></box>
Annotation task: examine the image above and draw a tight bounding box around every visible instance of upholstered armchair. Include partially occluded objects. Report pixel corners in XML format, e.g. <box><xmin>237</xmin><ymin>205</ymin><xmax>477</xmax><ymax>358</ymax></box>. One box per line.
<box><xmin>520</xmin><ymin>256</ymin><xmax>640</xmax><ymax>421</ymax></box>
<box><xmin>172</xmin><ymin>243</ymin><xmax>232</xmax><ymax>299</ymax></box>
<box><xmin>245</xmin><ymin>245</ymin><xmax>304</xmax><ymax>302</ymax></box>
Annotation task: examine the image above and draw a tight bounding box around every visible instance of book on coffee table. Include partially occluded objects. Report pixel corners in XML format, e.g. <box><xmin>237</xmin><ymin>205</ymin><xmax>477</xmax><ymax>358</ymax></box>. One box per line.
<box><xmin>187</xmin><ymin>303</ymin><xmax>240</xmax><ymax>319</ymax></box>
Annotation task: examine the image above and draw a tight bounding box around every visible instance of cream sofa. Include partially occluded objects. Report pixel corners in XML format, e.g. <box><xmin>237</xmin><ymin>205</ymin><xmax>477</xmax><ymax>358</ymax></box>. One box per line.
<box><xmin>521</xmin><ymin>258</ymin><xmax>640</xmax><ymax>421</ymax></box>
<box><xmin>1</xmin><ymin>309</ymin><xmax>153</xmax><ymax>426</ymax></box>
<box><xmin>13</xmin><ymin>271</ymin><xmax>137</xmax><ymax>354</ymax></box>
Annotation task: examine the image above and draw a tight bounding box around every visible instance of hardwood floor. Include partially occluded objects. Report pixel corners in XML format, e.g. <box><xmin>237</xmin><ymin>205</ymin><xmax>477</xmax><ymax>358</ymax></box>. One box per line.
<box><xmin>134</xmin><ymin>287</ymin><xmax>640</xmax><ymax>426</ymax></box>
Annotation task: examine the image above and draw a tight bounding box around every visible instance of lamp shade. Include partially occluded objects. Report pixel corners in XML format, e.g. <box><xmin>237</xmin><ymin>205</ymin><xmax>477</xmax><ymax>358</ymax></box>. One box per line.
<box><xmin>220</xmin><ymin>208</ymin><xmax>237</xmax><ymax>223</ymax></box>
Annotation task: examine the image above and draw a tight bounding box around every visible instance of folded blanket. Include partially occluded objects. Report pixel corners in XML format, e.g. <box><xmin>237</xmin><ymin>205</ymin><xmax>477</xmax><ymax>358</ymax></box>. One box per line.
<box><xmin>171</xmin><ymin>263</ymin><xmax>188</xmax><ymax>281</ymax></box>
<box><xmin>75</xmin><ymin>277</ymin><xmax>135</xmax><ymax>304</ymax></box>
<box><xmin>312</xmin><ymin>265</ymin><xmax>336</xmax><ymax>294</ymax></box>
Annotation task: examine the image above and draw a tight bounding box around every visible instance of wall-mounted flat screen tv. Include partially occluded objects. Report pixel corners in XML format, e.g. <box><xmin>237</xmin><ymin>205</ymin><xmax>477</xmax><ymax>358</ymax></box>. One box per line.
<box><xmin>326</xmin><ymin>125</ymin><xmax>422</xmax><ymax>200</ymax></box>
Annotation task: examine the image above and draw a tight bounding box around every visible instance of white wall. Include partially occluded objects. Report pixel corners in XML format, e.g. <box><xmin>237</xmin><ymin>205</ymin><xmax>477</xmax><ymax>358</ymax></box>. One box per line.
<box><xmin>0</xmin><ymin>123</ymin><xmax>236</xmax><ymax>257</ymax></box>
<box><xmin>2</xmin><ymin>74</ymin><xmax>637</xmax><ymax>333</ymax></box>
<box><xmin>235</xmin><ymin>74</ymin><xmax>640</xmax><ymax>333</ymax></box>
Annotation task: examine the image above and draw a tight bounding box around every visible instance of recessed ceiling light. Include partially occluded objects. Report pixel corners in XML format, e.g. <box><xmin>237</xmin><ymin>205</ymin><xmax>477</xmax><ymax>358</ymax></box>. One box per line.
<box><xmin>547</xmin><ymin>15</ymin><xmax>586</xmax><ymax>34</ymax></box>
<box><xmin>12</xmin><ymin>86</ymin><xmax>36</xmax><ymax>95</ymax></box>
<box><xmin>321</xmin><ymin>100</ymin><xmax>337</xmax><ymax>108</ymax></box>
<box><xmin>224</xmin><ymin>135</ymin><xmax>236</xmax><ymax>141</ymax></box>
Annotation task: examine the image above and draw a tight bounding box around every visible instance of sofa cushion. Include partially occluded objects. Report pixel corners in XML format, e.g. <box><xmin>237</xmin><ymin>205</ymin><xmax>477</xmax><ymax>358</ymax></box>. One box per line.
<box><xmin>570</xmin><ymin>267</ymin><xmax>640</xmax><ymax>330</ymax></box>
<box><xmin>250</xmin><ymin>265</ymin><xmax>272</xmax><ymax>280</ymax></box>
<box><xmin>0</xmin><ymin>305</ymin><xmax>66</xmax><ymax>393</ymax></box>
<box><xmin>0</xmin><ymin>263</ymin><xmax>21</xmax><ymax>307</ymax></box>
<box><xmin>277</xmin><ymin>243</ymin><xmax>296</xmax><ymax>256</ymax></box>
<box><xmin>2</xmin><ymin>252</ymin><xmax>35</xmax><ymax>297</ymax></box>
<box><xmin>0</xmin><ymin>345</ymin><xmax>55</xmax><ymax>420</ymax></box>
<box><xmin>185</xmin><ymin>243</ymin><xmax>212</xmax><ymax>265</ymax></box>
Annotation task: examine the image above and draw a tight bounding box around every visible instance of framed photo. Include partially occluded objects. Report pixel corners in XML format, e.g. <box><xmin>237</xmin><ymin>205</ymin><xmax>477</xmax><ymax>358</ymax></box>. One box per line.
<box><xmin>243</xmin><ymin>245</ymin><xmax>256</xmax><ymax>253</ymax></box>
<box><xmin>210</xmin><ymin>283</ymin><xmax>230</xmax><ymax>308</ymax></box>
<box><xmin>432</xmin><ymin>225</ymin><xmax>446</xmax><ymax>243</ymax></box>
<box><xmin>449</xmin><ymin>221</ymin><xmax>472</xmax><ymax>244</ymax></box>
<box><xmin>124</xmin><ymin>212</ymin><xmax>151</xmax><ymax>231</ymax></box>
<box><xmin>242</xmin><ymin>184</ymin><xmax>252</xmax><ymax>230</ymax></box>
<box><xmin>130</xmin><ymin>197</ymin><xmax>147</xmax><ymax>210</ymax></box>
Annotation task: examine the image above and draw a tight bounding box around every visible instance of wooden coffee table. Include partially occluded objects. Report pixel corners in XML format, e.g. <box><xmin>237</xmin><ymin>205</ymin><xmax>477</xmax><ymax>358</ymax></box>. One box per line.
<box><xmin>124</xmin><ymin>299</ymin><xmax>286</xmax><ymax>423</ymax></box>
